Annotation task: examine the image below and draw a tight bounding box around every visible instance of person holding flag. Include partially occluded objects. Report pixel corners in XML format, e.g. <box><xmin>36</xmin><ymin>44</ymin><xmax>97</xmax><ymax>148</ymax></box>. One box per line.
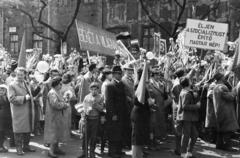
<box><xmin>131</xmin><ymin>61</ymin><xmax>153</xmax><ymax>158</ymax></box>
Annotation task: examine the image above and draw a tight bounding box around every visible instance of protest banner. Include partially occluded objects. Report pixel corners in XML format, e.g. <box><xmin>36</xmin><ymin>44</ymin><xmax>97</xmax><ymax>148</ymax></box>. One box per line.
<box><xmin>159</xmin><ymin>39</ymin><xmax>167</xmax><ymax>55</ymax></box>
<box><xmin>184</xmin><ymin>19</ymin><xmax>228</xmax><ymax>51</ymax></box>
<box><xmin>76</xmin><ymin>20</ymin><xmax>118</xmax><ymax>56</ymax></box>
<box><xmin>153</xmin><ymin>33</ymin><xmax>167</xmax><ymax>57</ymax></box>
<box><xmin>153</xmin><ymin>33</ymin><xmax>161</xmax><ymax>57</ymax></box>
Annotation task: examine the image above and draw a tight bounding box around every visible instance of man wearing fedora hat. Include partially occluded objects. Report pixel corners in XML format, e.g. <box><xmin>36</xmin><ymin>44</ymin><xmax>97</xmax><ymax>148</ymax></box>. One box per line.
<box><xmin>105</xmin><ymin>66</ymin><xmax>128</xmax><ymax>158</ymax></box>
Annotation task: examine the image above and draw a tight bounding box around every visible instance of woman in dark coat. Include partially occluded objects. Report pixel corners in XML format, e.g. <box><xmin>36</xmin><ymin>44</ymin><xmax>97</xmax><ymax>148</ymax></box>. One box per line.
<box><xmin>0</xmin><ymin>84</ymin><xmax>12</xmax><ymax>152</ymax></box>
<box><xmin>131</xmin><ymin>69</ymin><xmax>152</xmax><ymax>158</ymax></box>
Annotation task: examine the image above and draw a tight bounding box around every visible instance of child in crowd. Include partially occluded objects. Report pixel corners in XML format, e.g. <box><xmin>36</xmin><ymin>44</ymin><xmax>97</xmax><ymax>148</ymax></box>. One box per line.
<box><xmin>78</xmin><ymin>82</ymin><xmax>104</xmax><ymax>158</ymax></box>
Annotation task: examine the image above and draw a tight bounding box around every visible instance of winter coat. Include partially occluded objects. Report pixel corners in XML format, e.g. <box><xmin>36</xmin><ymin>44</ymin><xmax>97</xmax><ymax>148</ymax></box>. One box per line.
<box><xmin>213</xmin><ymin>83</ymin><xmax>239</xmax><ymax>132</ymax></box>
<box><xmin>44</xmin><ymin>89</ymin><xmax>69</xmax><ymax>144</ymax></box>
<box><xmin>131</xmin><ymin>90</ymin><xmax>150</xmax><ymax>146</ymax></box>
<box><xmin>177</xmin><ymin>88</ymin><xmax>199</xmax><ymax>122</ymax></box>
<box><xmin>122</xmin><ymin>75</ymin><xmax>135</xmax><ymax>112</ymax></box>
<box><xmin>148</xmin><ymin>78</ymin><xmax>167</xmax><ymax>138</ymax></box>
<box><xmin>105</xmin><ymin>79</ymin><xmax>128</xmax><ymax>142</ymax></box>
<box><xmin>0</xmin><ymin>95</ymin><xmax>12</xmax><ymax>131</ymax></box>
<box><xmin>8</xmin><ymin>81</ymin><xmax>35</xmax><ymax>133</ymax></box>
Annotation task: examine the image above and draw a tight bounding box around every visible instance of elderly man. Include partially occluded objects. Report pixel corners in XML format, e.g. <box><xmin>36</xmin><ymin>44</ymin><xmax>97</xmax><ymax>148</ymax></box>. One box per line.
<box><xmin>8</xmin><ymin>67</ymin><xmax>35</xmax><ymax>156</ymax></box>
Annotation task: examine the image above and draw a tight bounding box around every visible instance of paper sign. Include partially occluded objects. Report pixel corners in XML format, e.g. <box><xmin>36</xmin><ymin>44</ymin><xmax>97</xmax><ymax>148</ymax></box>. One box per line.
<box><xmin>184</xmin><ymin>19</ymin><xmax>228</xmax><ymax>51</ymax></box>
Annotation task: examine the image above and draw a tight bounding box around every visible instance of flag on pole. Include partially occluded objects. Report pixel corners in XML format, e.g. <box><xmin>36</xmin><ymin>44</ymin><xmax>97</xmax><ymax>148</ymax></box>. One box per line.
<box><xmin>18</xmin><ymin>31</ymin><xmax>26</xmax><ymax>68</ymax></box>
<box><xmin>135</xmin><ymin>61</ymin><xmax>148</xmax><ymax>104</ymax></box>
<box><xmin>229</xmin><ymin>36</ymin><xmax>240</xmax><ymax>79</ymax></box>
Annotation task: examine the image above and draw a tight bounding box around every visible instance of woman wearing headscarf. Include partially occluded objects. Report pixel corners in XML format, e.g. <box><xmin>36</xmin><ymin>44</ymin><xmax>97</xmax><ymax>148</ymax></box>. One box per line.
<box><xmin>61</xmin><ymin>73</ymin><xmax>77</xmax><ymax>132</ymax></box>
<box><xmin>44</xmin><ymin>77</ymin><xmax>70</xmax><ymax>158</ymax></box>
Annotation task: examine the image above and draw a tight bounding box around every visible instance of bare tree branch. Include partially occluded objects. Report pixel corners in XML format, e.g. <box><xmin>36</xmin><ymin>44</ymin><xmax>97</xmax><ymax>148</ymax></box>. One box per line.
<box><xmin>12</xmin><ymin>6</ymin><xmax>58</xmax><ymax>42</ymax></box>
<box><xmin>174</xmin><ymin>0</ymin><xmax>183</xmax><ymax>9</ymax></box>
<box><xmin>200</xmin><ymin>0</ymin><xmax>220</xmax><ymax>20</ymax></box>
<box><xmin>38</xmin><ymin>0</ymin><xmax>64</xmax><ymax>38</ymax></box>
<box><xmin>171</xmin><ymin>0</ymin><xmax>186</xmax><ymax>37</ymax></box>
<box><xmin>139</xmin><ymin>0</ymin><xmax>171</xmax><ymax>36</ymax></box>
<box><xmin>62</xmin><ymin>0</ymin><xmax>81</xmax><ymax>41</ymax></box>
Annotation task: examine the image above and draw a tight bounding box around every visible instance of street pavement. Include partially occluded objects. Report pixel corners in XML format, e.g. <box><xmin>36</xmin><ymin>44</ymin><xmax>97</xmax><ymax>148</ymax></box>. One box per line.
<box><xmin>0</xmin><ymin>134</ymin><xmax>239</xmax><ymax>158</ymax></box>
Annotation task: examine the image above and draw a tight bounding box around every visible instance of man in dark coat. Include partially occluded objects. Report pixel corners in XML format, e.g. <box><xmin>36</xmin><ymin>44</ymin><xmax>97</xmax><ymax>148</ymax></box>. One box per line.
<box><xmin>213</xmin><ymin>73</ymin><xmax>239</xmax><ymax>151</ymax></box>
<box><xmin>105</xmin><ymin>66</ymin><xmax>128</xmax><ymax>158</ymax></box>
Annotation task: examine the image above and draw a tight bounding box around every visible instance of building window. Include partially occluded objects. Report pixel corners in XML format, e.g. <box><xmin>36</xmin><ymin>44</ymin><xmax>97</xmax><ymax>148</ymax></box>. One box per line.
<box><xmin>33</xmin><ymin>34</ymin><xmax>43</xmax><ymax>50</ymax></box>
<box><xmin>57</xmin><ymin>0</ymin><xmax>68</xmax><ymax>7</ymax></box>
<box><xmin>10</xmin><ymin>34</ymin><xmax>18</xmax><ymax>54</ymax></box>
<box><xmin>84</xmin><ymin>0</ymin><xmax>94</xmax><ymax>3</ymax></box>
<box><xmin>142</xmin><ymin>26</ymin><xmax>155</xmax><ymax>51</ymax></box>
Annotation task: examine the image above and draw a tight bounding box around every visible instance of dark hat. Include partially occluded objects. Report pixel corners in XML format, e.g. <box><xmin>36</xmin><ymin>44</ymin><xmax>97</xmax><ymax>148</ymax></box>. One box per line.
<box><xmin>10</xmin><ymin>60</ymin><xmax>18</xmax><ymax>72</ymax></box>
<box><xmin>174</xmin><ymin>68</ymin><xmax>185</xmax><ymax>78</ymax></box>
<box><xmin>89</xmin><ymin>63</ymin><xmax>97</xmax><ymax>72</ymax></box>
<box><xmin>62</xmin><ymin>73</ymin><xmax>72</xmax><ymax>84</ymax></box>
<box><xmin>89</xmin><ymin>82</ymin><xmax>100</xmax><ymax>89</ymax></box>
<box><xmin>51</xmin><ymin>76</ymin><xmax>62</xmax><ymax>88</ymax></box>
<box><xmin>180</xmin><ymin>77</ymin><xmax>190</xmax><ymax>88</ymax></box>
<box><xmin>112</xmin><ymin>65</ymin><xmax>122</xmax><ymax>73</ymax></box>
<box><xmin>115</xmin><ymin>54</ymin><xmax>121</xmax><ymax>58</ymax></box>
<box><xmin>213</xmin><ymin>72</ymin><xmax>224</xmax><ymax>81</ymax></box>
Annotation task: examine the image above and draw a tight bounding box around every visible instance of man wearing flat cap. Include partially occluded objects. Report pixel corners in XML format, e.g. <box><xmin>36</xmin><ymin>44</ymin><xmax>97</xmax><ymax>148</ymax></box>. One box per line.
<box><xmin>105</xmin><ymin>66</ymin><xmax>128</xmax><ymax>158</ymax></box>
<box><xmin>121</xmin><ymin>64</ymin><xmax>134</xmax><ymax>149</ymax></box>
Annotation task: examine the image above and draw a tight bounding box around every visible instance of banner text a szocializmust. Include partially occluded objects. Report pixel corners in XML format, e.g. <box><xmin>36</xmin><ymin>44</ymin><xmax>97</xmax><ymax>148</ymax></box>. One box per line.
<box><xmin>184</xmin><ymin>19</ymin><xmax>228</xmax><ymax>51</ymax></box>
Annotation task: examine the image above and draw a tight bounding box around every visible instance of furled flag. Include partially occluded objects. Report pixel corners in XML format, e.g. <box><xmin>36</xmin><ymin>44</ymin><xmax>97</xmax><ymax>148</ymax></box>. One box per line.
<box><xmin>135</xmin><ymin>61</ymin><xmax>148</xmax><ymax>104</ymax></box>
<box><xmin>18</xmin><ymin>31</ymin><xmax>26</xmax><ymax>68</ymax></box>
<box><xmin>229</xmin><ymin>37</ymin><xmax>240</xmax><ymax>79</ymax></box>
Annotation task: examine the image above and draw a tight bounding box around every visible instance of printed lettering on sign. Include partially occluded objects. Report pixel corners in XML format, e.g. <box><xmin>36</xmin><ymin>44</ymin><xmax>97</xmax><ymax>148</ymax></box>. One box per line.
<box><xmin>184</xmin><ymin>19</ymin><xmax>228</xmax><ymax>51</ymax></box>
<box><xmin>76</xmin><ymin>20</ymin><xmax>118</xmax><ymax>56</ymax></box>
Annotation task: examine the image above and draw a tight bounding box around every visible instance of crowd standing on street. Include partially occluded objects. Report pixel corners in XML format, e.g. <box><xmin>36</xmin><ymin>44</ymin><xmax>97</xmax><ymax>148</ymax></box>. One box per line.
<box><xmin>0</xmin><ymin>33</ymin><xmax>240</xmax><ymax>158</ymax></box>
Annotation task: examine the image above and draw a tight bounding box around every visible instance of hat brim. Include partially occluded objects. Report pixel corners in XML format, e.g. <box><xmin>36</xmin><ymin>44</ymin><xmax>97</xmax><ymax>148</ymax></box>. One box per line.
<box><xmin>112</xmin><ymin>71</ymin><xmax>122</xmax><ymax>73</ymax></box>
<box><xmin>124</xmin><ymin>68</ymin><xmax>134</xmax><ymax>71</ymax></box>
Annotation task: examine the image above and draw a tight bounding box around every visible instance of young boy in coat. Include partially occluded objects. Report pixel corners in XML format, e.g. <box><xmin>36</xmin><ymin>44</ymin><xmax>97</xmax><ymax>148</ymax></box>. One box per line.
<box><xmin>78</xmin><ymin>82</ymin><xmax>104</xmax><ymax>158</ymax></box>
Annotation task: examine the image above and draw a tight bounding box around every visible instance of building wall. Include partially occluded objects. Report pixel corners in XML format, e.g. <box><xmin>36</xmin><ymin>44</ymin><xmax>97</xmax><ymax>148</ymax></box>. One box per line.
<box><xmin>0</xmin><ymin>0</ymin><xmax>234</xmax><ymax>59</ymax></box>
